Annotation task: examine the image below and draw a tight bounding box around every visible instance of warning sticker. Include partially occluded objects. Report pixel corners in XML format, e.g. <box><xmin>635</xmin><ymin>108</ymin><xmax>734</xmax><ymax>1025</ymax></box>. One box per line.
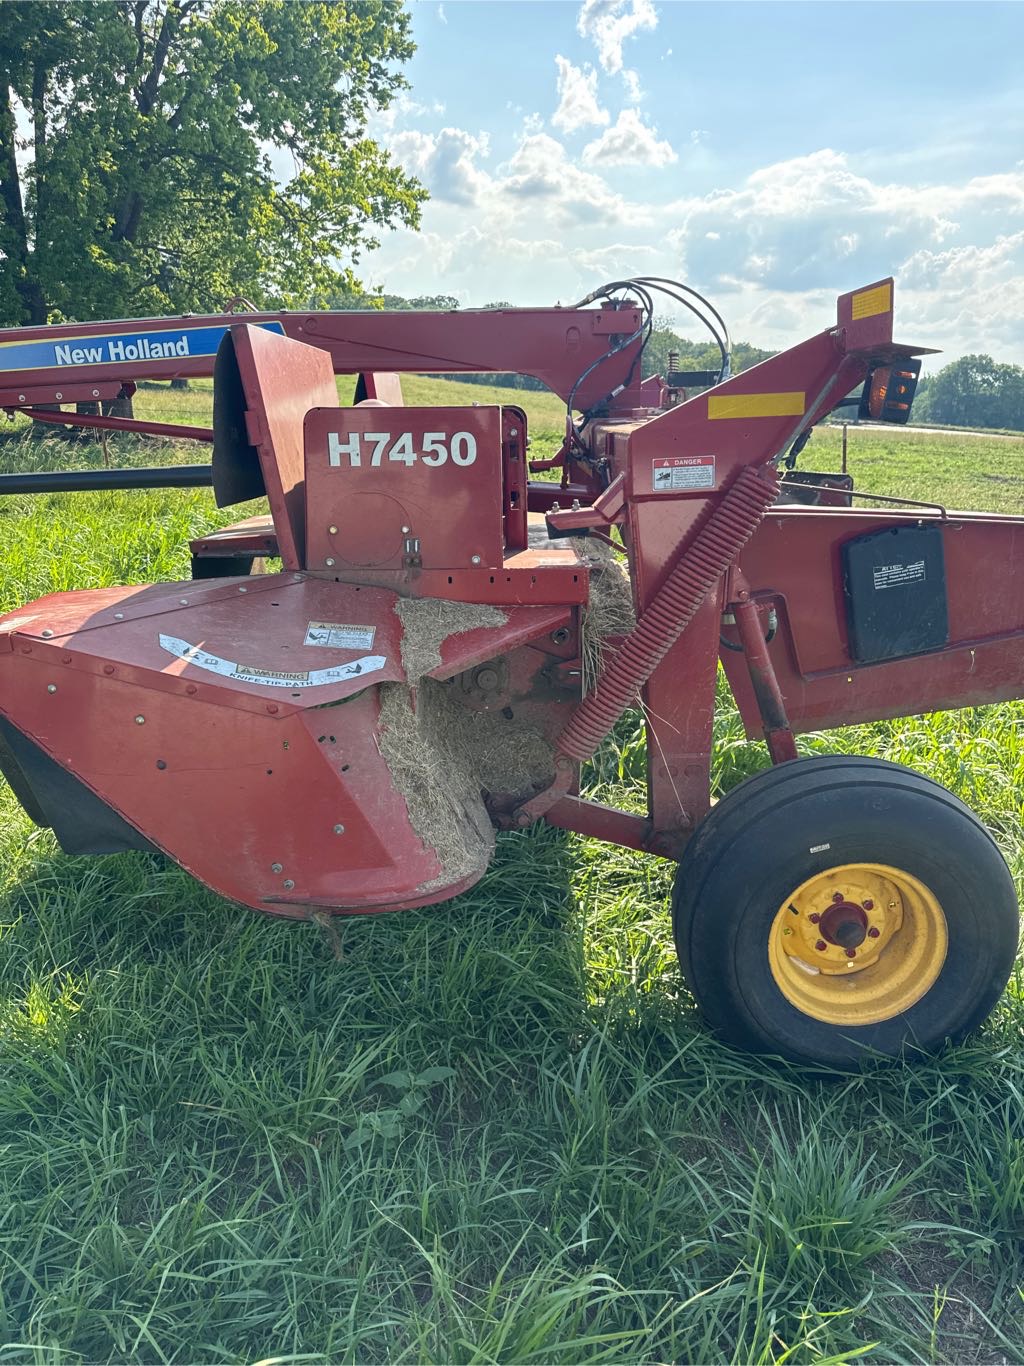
<box><xmin>652</xmin><ymin>455</ymin><xmax>716</xmax><ymax>493</ymax></box>
<box><xmin>872</xmin><ymin>560</ymin><xmax>926</xmax><ymax>591</ymax></box>
<box><xmin>159</xmin><ymin>634</ymin><xmax>386</xmax><ymax>689</ymax></box>
<box><xmin>304</xmin><ymin>621</ymin><xmax>377</xmax><ymax>650</ymax></box>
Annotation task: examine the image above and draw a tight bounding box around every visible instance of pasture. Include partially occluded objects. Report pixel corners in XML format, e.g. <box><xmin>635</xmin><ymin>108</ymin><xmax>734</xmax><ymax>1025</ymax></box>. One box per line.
<box><xmin>0</xmin><ymin>382</ymin><xmax>1021</xmax><ymax>1364</ymax></box>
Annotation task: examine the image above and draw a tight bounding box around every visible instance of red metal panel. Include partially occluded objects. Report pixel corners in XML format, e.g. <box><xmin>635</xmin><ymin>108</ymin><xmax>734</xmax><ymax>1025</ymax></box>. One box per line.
<box><xmin>723</xmin><ymin>507</ymin><xmax>1024</xmax><ymax>734</ymax></box>
<box><xmin>231</xmin><ymin>324</ymin><xmax>339</xmax><ymax>570</ymax></box>
<box><xmin>303</xmin><ymin>406</ymin><xmax>505</xmax><ymax>572</ymax></box>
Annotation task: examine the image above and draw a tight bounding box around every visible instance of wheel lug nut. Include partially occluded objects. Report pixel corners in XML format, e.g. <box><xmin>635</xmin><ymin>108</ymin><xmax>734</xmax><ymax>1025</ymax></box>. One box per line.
<box><xmin>862</xmin><ymin>899</ymin><xmax>874</xmax><ymax>910</ymax></box>
<box><xmin>832</xmin><ymin>892</ymin><xmax>844</xmax><ymax>903</ymax></box>
<box><xmin>809</xmin><ymin>913</ymin><xmax>821</xmax><ymax>924</ymax></box>
<box><xmin>815</xmin><ymin>940</ymin><xmax>827</xmax><ymax>951</ymax></box>
<box><xmin>845</xmin><ymin>948</ymin><xmax>857</xmax><ymax>958</ymax></box>
<box><xmin>867</xmin><ymin>927</ymin><xmax>880</xmax><ymax>939</ymax></box>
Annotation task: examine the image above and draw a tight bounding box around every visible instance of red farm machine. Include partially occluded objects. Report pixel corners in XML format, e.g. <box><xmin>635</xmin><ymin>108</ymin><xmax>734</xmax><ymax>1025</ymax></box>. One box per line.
<box><xmin>0</xmin><ymin>276</ymin><xmax>1020</xmax><ymax>1067</ymax></box>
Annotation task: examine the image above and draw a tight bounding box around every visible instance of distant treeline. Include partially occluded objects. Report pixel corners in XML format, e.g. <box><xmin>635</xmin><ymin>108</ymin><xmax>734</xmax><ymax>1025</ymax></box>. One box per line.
<box><xmin>337</xmin><ymin>292</ymin><xmax>1024</xmax><ymax>430</ymax></box>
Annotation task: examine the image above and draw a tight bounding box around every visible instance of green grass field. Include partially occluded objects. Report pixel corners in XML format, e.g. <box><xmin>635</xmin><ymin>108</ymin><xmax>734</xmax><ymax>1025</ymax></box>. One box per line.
<box><xmin>0</xmin><ymin>384</ymin><xmax>1021</xmax><ymax>1364</ymax></box>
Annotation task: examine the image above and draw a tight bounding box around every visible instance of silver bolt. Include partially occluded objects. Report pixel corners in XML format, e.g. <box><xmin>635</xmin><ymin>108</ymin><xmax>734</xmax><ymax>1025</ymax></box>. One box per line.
<box><xmin>92</xmin><ymin>389</ymin><xmax>99</xmax><ymax>398</ymax></box>
<box><xmin>509</xmin><ymin>427</ymin><xmax>518</xmax><ymax>435</ymax></box>
<box><xmin>328</xmin><ymin>525</ymin><xmax>338</xmax><ymax>535</ymax></box>
<box><xmin>134</xmin><ymin>715</ymin><xmax>145</xmax><ymax>725</ymax></box>
<box><xmin>179</xmin><ymin>598</ymin><xmax>189</xmax><ymax>606</ymax></box>
<box><xmin>114</xmin><ymin>612</ymin><xmax>124</xmax><ymax>620</ymax></box>
<box><xmin>325</xmin><ymin>557</ymin><xmax>336</xmax><ymax>567</ymax></box>
<box><xmin>238</xmin><ymin>586</ymin><xmax>247</xmax><ymax>593</ymax></box>
<box><xmin>471</xmin><ymin>555</ymin><xmax>482</xmax><ymax>565</ymax></box>
<box><xmin>282</xmin><ymin>878</ymin><xmax>295</xmax><ymax>890</ymax></box>
<box><xmin>333</xmin><ymin>823</ymin><xmax>345</xmax><ymax>835</ymax></box>
<box><xmin>401</xmin><ymin>525</ymin><xmax>411</xmax><ymax>534</ymax></box>
<box><xmin>40</xmin><ymin>628</ymin><xmax>53</xmax><ymax>638</ymax></box>
<box><xmin>18</xmin><ymin>394</ymin><xmax>25</xmax><ymax>402</ymax></box>
<box><xmin>46</xmin><ymin>684</ymin><xmax>57</xmax><ymax>694</ymax></box>
<box><xmin>55</xmin><ymin>392</ymin><xmax>62</xmax><ymax>400</ymax></box>
<box><xmin>271</xmin><ymin>862</ymin><xmax>283</xmax><ymax>873</ymax></box>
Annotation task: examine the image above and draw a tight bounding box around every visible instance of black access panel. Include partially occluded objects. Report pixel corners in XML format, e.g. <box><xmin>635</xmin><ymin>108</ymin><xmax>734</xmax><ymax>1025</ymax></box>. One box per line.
<box><xmin>842</xmin><ymin>524</ymin><xmax>949</xmax><ymax>663</ymax></box>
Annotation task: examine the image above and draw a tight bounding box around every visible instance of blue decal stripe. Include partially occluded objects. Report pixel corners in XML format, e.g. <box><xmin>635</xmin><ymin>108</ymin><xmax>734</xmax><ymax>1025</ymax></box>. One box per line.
<box><xmin>0</xmin><ymin>321</ymin><xmax>285</xmax><ymax>374</ymax></box>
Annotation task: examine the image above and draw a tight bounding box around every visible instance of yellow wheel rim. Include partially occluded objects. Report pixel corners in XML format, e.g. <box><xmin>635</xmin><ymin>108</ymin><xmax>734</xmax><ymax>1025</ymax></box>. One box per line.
<box><xmin>768</xmin><ymin>863</ymin><xmax>948</xmax><ymax>1026</ymax></box>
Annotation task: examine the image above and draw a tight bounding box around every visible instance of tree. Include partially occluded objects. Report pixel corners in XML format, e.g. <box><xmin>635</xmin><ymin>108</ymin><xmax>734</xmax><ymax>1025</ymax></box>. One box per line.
<box><xmin>913</xmin><ymin>354</ymin><xmax>1024</xmax><ymax>431</ymax></box>
<box><xmin>0</xmin><ymin>1</ymin><xmax>426</xmax><ymax>327</ymax></box>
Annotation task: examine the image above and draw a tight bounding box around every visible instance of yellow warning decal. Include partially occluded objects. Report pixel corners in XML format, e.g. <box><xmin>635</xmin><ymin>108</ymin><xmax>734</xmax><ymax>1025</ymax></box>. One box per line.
<box><xmin>851</xmin><ymin>281</ymin><xmax>892</xmax><ymax>321</ymax></box>
<box><xmin>707</xmin><ymin>391</ymin><xmax>805</xmax><ymax>420</ymax></box>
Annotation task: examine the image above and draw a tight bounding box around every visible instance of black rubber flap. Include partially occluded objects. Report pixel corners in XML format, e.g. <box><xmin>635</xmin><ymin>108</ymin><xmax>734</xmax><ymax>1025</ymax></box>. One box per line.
<box><xmin>842</xmin><ymin>523</ymin><xmax>948</xmax><ymax>663</ymax></box>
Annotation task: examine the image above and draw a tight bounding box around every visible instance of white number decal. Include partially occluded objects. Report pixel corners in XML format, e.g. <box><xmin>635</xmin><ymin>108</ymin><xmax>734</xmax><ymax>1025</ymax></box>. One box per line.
<box><xmin>450</xmin><ymin>431</ymin><xmax>477</xmax><ymax>466</ymax></box>
<box><xmin>364</xmin><ymin>432</ymin><xmax>391</xmax><ymax>467</ymax></box>
<box><xmin>389</xmin><ymin>432</ymin><xmax>416</xmax><ymax>465</ymax></box>
<box><xmin>327</xmin><ymin>430</ymin><xmax>479</xmax><ymax>470</ymax></box>
<box><xmin>421</xmin><ymin>432</ymin><xmax>447</xmax><ymax>466</ymax></box>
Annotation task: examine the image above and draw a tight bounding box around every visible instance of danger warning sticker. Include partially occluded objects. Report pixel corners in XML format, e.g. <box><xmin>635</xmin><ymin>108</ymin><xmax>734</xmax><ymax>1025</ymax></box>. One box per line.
<box><xmin>304</xmin><ymin>621</ymin><xmax>377</xmax><ymax>650</ymax></box>
<box><xmin>159</xmin><ymin>634</ymin><xmax>386</xmax><ymax>689</ymax></box>
<box><xmin>652</xmin><ymin>455</ymin><xmax>716</xmax><ymax>493</ymax></box>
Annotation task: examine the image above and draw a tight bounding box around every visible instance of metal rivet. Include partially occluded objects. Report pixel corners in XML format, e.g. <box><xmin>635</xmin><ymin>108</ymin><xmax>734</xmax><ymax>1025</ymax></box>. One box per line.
<box><xmin>832</xmin><ymin>892</ymin><xmax>844</xmax><ymax>903</ymax></box>
<box><xmin>103</xmin><ymin>664</ymin><xmax>114</xmax><ymax>675</ymax></box>
<box><xmin>156</xmin><ymin>759</ymin><xmax>167</xmax><ymax>770</ymax></box>
<box><xmin>325</xmin><ymin>557</ymin><xmax>335</xmax><ymax>567</ymax></box>
<box><xmin>808</xmin><ymin>912</ymin><xmax>820</xmax><ymax>924</ymax></box>
<box><xmin>55</xmin><ymin>392</ymin><xmax>62</xmax><ymax>400</ymax></box>
<box><xmin>134</xmin><ymin>715</ymin><xmax>145</xmax><ymax>724</ymax></box>
<box><xmin>46</xmin><ymin>684</ymin><xmax>57</xmax><ymax>693</ymax></box>
<box><xmin>238</xmin><ymin>586</ymin><xmax>247</xmax><ymax>593</ymax></box>
<box><xmin>401</xmin><ymin>525</ymin><xmax>411</xmax><ymax>534</ymax></box>
<box><xmin>471</xmin><ymin>555</ymin><xmax>482</xmax><ymax>565</ymax></box>
<box><xmin>179</xmin><ymin>598</ymin><xmax>189</xmax><ymax>606</ymax></box>
<box><xmin>17</xmin><ymin>394</ymin><xmax>25</xmax><ymax>402</ymax></box>
<box><xmin>92</xmin><ymin>389</ymin><xmax>99</xmax><ymax>398</ymax></box>
<box><xmin>815</xmin><ymin>940</ymin><xmax>827</xmax><ymax>951</ymax></box>
<box><xmin>40</xmin><ymin>628</ymin><xmax>53</xmax><ymax>638</ymax></box>
<box><xmin>271</xmin><ymin>862</ymin><xmax>283</xmax><ymax>873</ymax></box>
<box><xmin>845</xmin><ymin>947</ymin><xmax>857</xmax><ymax>958</ymax></box>
<box><xmin>328</xmin><ymin>525</ymin><xmax>338</xmax><ymax>534</ymax></box>
<box><xmin>114</xmin><ymin>612</ymin><xmax>124</xmax><ymax>620</ymax></box>
<box><xmin>333</xmin><ymin>824</ymin><xmax>345</xmax><ymax>835</ymax></box>
<box><xmin>266</xmin><ymin>703</ymin><xmax>278</xmax><ymax>714</ymax></box>
<box><xmin>509</xmin><ymin>427</ymin><xmax>518</xmax><ymax>435</ymax></box>
<box><xmin>282</xmin><ymin>878</ymin><xmax>295</xmax><ymax>890</ymax></box>
<box><xmin>186</xmin><ymin>684</ymin><xmax>197</xmax><ymax>695</ymax></box>
<box><xmin>867</xmin><ymin>927</ymin><xmax>881</xmax><ymax>939</ymax></box>
<box><xmin>862</xmin><ymin>899</ymin><xmax>874</xmax><ymax>910</ymax></box>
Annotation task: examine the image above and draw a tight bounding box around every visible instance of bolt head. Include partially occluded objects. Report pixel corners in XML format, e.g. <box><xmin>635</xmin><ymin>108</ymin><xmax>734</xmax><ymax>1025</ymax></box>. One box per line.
<box><xmin>328</xmin><ymin>525</ymin><xmax>338</xmax><ymax>534</ymax></box>
<box><xmin>808</xmin><ymin>912</ymin><xmax>821</xmax><ymax>924</ymax></box>
<box><xmin>845</xmin><ymin>947</ymin><xmax>857</xmax><ymax>958</ymax></box>
<box><xmin>179</xmin><ymin>599</ymin><xmax>189</xmax><ymax>606</ymax></box>
<box><xmin>114</xmin><ymin>612</ymin><xmax>124</xmax><ymax>620</ymax></box>
<box><xmin>271</xmin><ymin>862</ymin><xmax>283</xmax><ymax>873</ymax></box>
<box><xmin>862</xmin><ymin>899</ymin><xmax>874</xmax><ymax>910</ymax></box>
<box><xmin>46</xmin><ymin>684</ymin><xmax>57</xmax><ymax>694</ymax></box>
<box><xmin>238</xmin><ymin>585</ymin><xmax>247</xmax><ymax>593</ymax></box>
<box><xmin>325</xmin><ymin>557</ymin><xmax>336</xmax><ymax>567</ymax></box>
<box><xmin>282</xmin><ymin>878</ymin><xmax>295</xmax><ymax>890</ymax></box>
<box><xmin>867</xmin><ymin>927</ymin><xmax>881</xmax><ymax>939</ymax></box>
<box><xmin>401</xmin><ymin>525</ymin><xmax>411</xmax><ymax>534</ymax></box>
<box><xmin>41</xmin><ymin>628</ymin><xmax>53</xmax><ymax>638</ymax></box>
<box><xmin>815</xmin><ymin>940</ymin><xmax>827</xmax><ymax>951</ymax></box>
<box><xmin>333</xmin><ymin>824</ymin><xmax>345</xmax><ymax>835</ymax></box>
<box><xmin>509</xmin><ymin>427</ymin><xmax>518</xmax><ymax>436</ymax></box>
<box><xmin>471</xmin><ymin>555</ymin><xmax>482</xmax><ymax>565</ymax></box>
<box><xmin>832</xmin><ymin>892</ymin><xmax>844</xmax><ymax>903</ymax></box>
<box><xmin>134</xmin><ymin>715</ymin><xmax>145</xmax><ymax>724</ymax></box>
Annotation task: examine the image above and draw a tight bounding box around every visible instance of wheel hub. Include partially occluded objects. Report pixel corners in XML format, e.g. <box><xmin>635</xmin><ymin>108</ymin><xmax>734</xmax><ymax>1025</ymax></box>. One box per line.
<box><xmin>768</xmin><ymin>862</ymin><xmax>948</xmax><ymax>1026</ymax></box>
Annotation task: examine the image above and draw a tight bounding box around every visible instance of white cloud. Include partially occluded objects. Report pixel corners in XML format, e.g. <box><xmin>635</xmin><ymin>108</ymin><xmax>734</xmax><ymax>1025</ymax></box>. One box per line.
<box><xmin>621</xmin><ymin>69</ymin><xmax>642</xmax><ymax>104</ymax></box>
<box><xmin>498</xmin><ymin>131</ymin><xmax>651</xmax><ymax>227</ymax></box>
<box><xmin>582</xmin><ymin>108</ymin><xmax>676</xmax><ymax>167</ymax></box>
<box><xmin>552</xmin><ymin>56</ymin><xmax>609</xmax><ymax>133</ymax></box>
<box><xmin>388</xmin><ymin>126</ymin><xmax>491</xmax><ymax>206</ymax></box>
<box><xmin>577</xmin><ymin>0</ymin><xmax>658</xmax><ymax>75</ymax></box>
<box><xmin>437</xmin><ymin>3</ymin><xmax>447</xmax><ymax>22</ymax></box>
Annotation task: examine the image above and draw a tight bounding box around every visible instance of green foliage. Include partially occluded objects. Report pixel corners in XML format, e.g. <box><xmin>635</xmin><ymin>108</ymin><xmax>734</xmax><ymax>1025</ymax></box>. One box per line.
<box><xmin>915</xmin><ymin>354</ymin><xmax>1024</xmax><ymax>431</ymax></box>
<box><xmin>0</xmin><ymin>0</ymin><xmax>426</xmax><ymax>326</ymax></box>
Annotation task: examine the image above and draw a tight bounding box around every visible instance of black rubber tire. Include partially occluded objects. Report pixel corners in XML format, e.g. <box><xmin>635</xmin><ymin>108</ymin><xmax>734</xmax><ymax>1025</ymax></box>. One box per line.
<box><xmin>672</xmin><ymin>756</ymin><xmax>1020</xmax><ymax>1067</ymax></box>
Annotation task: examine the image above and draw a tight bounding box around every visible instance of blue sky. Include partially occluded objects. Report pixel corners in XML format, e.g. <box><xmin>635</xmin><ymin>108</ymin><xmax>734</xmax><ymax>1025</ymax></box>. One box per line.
<box><xmin>362</xmin><ymin>0</ymin><xmax>1024</xmax><ymax>366</ymax></box>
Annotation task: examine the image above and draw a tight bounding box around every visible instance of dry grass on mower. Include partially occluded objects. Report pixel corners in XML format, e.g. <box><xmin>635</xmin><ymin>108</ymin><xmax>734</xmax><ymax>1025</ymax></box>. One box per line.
<box><xmin>0</xmin><ymin>388</ymin><xmax>1020</xmax><ymax>1365</ymax></box>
